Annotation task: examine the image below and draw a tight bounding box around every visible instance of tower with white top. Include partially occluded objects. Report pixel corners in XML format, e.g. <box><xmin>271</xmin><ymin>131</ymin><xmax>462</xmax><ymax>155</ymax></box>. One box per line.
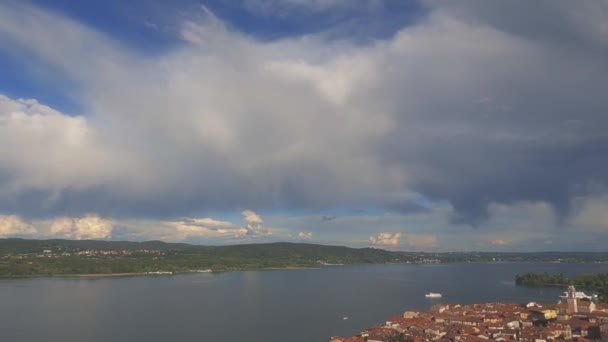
<box><xmin>566</xmin><ymin>285</ymin><xmax>578</xmax><ymax>314</ymax></box>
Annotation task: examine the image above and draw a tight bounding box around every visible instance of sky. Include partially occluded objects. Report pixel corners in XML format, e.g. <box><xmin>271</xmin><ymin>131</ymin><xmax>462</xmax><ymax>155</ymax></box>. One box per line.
<box><xmin>0</xmin><ymin>0</ymin><xmax>607</xmax><ymax>252</ymax></box>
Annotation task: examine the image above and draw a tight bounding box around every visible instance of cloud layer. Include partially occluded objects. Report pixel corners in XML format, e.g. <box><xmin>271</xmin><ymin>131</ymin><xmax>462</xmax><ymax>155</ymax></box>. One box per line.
<box><xmin>0</xmin><ymin>214</ymin><xmax>112</xmax><ymax>240</ymax></box>
<box><xmin>0</xmin><ymin>1</ymin><xmax>607</xmax><ymax>249</ymax></box>
<box><xmin>0</xmin><ymin>215</ymin><xmax>37</xmax><ymax>237</ymax></box>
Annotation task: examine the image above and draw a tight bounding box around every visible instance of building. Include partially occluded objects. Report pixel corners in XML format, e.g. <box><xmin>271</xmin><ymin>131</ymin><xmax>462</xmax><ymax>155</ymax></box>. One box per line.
<box><xmin>567</xmin><ymin>286</ymin><xmax>579</xmax><ymax>314</ymax></box>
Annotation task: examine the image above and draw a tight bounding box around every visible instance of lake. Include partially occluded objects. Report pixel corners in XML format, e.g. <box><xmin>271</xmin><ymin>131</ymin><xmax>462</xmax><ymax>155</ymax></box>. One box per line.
<box><xmin>1</xmin><ymin>262</ymin><xmax>607</xmax><ymax>342</ymax></box>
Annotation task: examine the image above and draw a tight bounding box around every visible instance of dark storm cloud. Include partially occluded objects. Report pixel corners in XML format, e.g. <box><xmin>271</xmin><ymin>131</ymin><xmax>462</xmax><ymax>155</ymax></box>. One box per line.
<box><xmin>431</xmin><ymin>0</ymin><xmax>608</xmax><ymax>54</ymax></box>
<box><xmin>356</xmin><ymin>0</ymin><xmax>608</xmax><ymax>224</ymax></box>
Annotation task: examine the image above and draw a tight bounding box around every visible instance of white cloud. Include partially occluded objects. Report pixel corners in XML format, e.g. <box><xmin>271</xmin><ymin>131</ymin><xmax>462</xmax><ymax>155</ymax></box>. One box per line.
<box><xmin>185</xmin><ymin>217</ymin><xmax>233</xmax><ymax>228</ymax></box>
<box><xmin>298</xmin><ymin>231</ymin><xmax>312</xmax><ymax>239</ymax></box>
<box><xmin>0</xmin><ymin>95</ymin><xmax>141</xmax><ymax>196</ymax></box>
<box><xmin>154</xmin><ymin>211</ymin><xmax>270</xmax><ymax>242</ymax></box>
<box><xmin>0</xmin><ymin>214</ymin><xmax>112</xmax><ymax>239</ymax></box>
<box><xmin>165</xmin><ymin>219</ymin><xmax>248</xmax><ymax>241</ymax></box>
<box><xmin>48</xmin><ymin>215</ymin><xmax>114</xmax><ymax>240</ymax></box>
<box><xmin>0</xmin><ymin>209</ymin><xmax>272</xmax><ymax>243</ymax></box>
<box><xmin>243</xmin><ymin>210</ymin><xmax>263</xmax><ymax>226</ymax></box>
<box><xmin>369</xmin><ymin>232</ymin><xmax>401</xmax><ymax>246</ymax></box>
<box><xmin>0</xmin><ymin>215</ymin><xmax>37</xmax><ymax>236</ymax></box>
<box><xmin>242</xmin><ymin>210</ymin><xmax>268</xmax><ymax>236</ymax></box>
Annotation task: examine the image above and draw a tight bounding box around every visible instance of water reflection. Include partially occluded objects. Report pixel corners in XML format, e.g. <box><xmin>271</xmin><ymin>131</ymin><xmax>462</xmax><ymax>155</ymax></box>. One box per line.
<box><xmin>2</xmin><ymin>262</ymin><xmax>608</xmax><ymax>342</ymax></box>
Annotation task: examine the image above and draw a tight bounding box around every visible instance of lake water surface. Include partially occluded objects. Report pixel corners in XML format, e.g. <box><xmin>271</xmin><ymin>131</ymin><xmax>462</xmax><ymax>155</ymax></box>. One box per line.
<box><xmin>2</xmin><ymin>262</ymin><xmax>608</xmax><ymax>342</ymax></box>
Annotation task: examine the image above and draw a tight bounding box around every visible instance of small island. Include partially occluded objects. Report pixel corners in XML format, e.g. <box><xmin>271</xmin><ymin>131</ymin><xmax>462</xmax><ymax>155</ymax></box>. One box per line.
<box><xmin>515</xmin><ymin>272</ymin><xmax>608</xmax><ymax>303</ymax></box>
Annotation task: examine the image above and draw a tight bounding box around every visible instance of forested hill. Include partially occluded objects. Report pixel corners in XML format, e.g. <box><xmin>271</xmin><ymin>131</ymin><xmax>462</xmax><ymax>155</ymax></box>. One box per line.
<box><xmin>0</xmin><ymin>238</ymin><xmax>400</xmax><ymax>262</ymax></box>
<box><xmin>2</xmin><ymin>238</ymin><xmax>608</xmax><ymax>278</ymax></box>
<box><xmin>0</xmin><ymin>238</ymin><xmax>407</xmax><ymax>276</ymax></box>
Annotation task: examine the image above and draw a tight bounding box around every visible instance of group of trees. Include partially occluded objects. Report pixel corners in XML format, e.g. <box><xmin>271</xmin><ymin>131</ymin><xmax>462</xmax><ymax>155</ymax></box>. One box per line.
<box><xmin>515</xmin><ymin>272</ymin><xmax>569</xmax><ymax>286</ymax></box>
<box><xmin>515</xmin><ymin>272</ymin><xmax>608</xmax><ymax>303</ymax></box>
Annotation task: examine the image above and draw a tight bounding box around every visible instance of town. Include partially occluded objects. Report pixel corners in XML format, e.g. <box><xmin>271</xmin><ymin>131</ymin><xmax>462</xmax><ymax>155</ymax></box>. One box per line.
<box><xmin>331</xmin><ymin>286</ymin><xmax>608</xmax><ymax>342</ymax></box>
<box><xmin>1</xmin><ymin>248</ymin><xmax>165</xmax><ymax>259</ymax></box>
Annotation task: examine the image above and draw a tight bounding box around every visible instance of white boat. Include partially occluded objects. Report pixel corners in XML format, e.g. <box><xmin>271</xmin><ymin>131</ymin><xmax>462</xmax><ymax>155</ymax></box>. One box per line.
<box><xmin>425</xmin><ymin>292</ymin><xmax>442</xmax><ymax>298</ymax></box>
<box><xmin>558</xmin><ymin>291</ymin><xmax>597</xmax><ymax>300</ymax></box>
<box><xmin>194</xmin><ymin>269</ymin><xmax>213</xmax><ymax>273</ymax></box>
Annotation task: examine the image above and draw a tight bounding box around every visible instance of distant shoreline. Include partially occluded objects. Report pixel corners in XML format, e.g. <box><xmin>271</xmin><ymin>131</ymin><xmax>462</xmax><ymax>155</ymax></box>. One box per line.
<box><xmin>257</xmin><ymin>266</ymin><xmax>320</xmax><ymax>270</ymax></box>
<box><xmin>2</xmin><ymin>263</ymin><xmax>608</xmax><ymax>280</ymax></box>
<box><xmin>3</xmin><ymin>238</ymin><xmax>608</xmax><ymax>279</ymax></box>
<box><xmin>53</xmin><ymin>272</ymin><xmax>149</xmax><ymax>278</ymax></box>
<box><xmin>0</xmin><ymin>266</ymin><xmax>325</xmax><ymax>280</ymax></box>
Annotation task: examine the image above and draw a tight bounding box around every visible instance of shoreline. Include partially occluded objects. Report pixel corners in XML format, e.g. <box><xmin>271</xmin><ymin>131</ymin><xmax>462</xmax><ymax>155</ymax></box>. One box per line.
<box><xmin>2</xmin><ymin>261</ymin><xmax>607</xmax><ymax>280</ymax></box>
<box><xmin>257</xmin><ymin>266</ymin><xmax>321</xmax><ymax>270</ymax></box>
<box><xmin>0</xmin><ymin>266</ymin><xmax>323</xmax><ymax>280</ymax></box>
<box><xmin>53</xmin><ymin>272</ymin><xmax>149</xmax><ymax>278</ymax></box>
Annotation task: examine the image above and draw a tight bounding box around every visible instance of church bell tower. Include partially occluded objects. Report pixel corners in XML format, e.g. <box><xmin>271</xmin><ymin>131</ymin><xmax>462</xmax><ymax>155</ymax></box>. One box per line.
<box><xmin>566</xmin><ymin>285</ymin><xmax>578</xmax><ymax>314</ymax></box>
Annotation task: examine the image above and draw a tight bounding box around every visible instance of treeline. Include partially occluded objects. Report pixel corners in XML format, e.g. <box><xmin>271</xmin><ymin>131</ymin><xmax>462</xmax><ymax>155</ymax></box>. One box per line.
<box><xmin>0</xmin><ymin>241</ymin><xmax>412</xmax><ymax>277</ymax></box>
<box><xmin>515</xmin><ymin>272</ymin><xmax>608</xmax><ymax>303</ymax></box>
<box><xmin>515</xmin><ymin>273</ymin><xmax>569</xmax><ymax>286</ymax></box>
<box><xmin>0</xmin><ymin>238</ymin><xmax>189</xmax><ymax>254</ymax></box>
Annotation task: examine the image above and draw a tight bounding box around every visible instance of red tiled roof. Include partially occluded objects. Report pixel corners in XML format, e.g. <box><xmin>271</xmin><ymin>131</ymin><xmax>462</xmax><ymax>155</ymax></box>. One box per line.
<box><xmin>343</xmin><ymin>337</ymin><xmax>366</xmax><ymax>342</ymax></box>
<box><xmin>459</xmin><ymin>335</ymin><xmax>490</xmax><ymax>342</ymax></box>
<box><xmin>332</xmin><ymin>301</ymin><xmax>607</xmax><ymax>342</ymax></box>
<box><xmin>366</xmin><ymin>326</ymin><xmax>400</xmax><ymax>341</ymax></box>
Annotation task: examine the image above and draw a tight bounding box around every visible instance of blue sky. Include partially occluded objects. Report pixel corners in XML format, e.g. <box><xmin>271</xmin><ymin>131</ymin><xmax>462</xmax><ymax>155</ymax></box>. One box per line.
<box><xmin>3</xmin><ymin>0</ymin><xmax>425</xmax><ymax>112</ymax></box>
<box><xmin>0</xmin><ymin>0</ymin><xmax>607</xmax><ymax>251</ymax></box>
